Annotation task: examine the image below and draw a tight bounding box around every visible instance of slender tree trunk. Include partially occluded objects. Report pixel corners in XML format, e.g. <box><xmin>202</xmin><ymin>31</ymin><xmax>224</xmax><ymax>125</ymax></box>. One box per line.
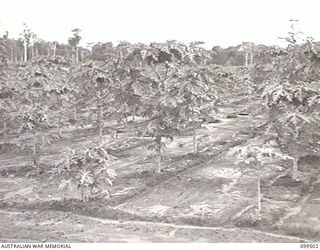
<box><xmin>124</xmin><ymin>115</ymin><xmax>128</xmax><ymax>127</ymax></box>
<box><xmin>75</xmin><ymin>46</ymin><xmax>79</xmax><ymax>63</ymax></box>
<box><xmin>246</xmin><ymin>81</ymin><xmax>251</xmax><ymax>113</ymax></box>
<box><xmin>10</xmin><ymin>48</ymin><xmax>14</xmax><ymax>62</ymax></box>
<box><xmin>98</xmin><ymin>107</ymin><xmax>104</xmax><ymax>143</ymax></box>
<box><xmin>193</xmin><ymin>126</ymin><xmax>198</xmax><ymax>154</ymax></box>
<box><xmin>18</xmin><ymin>136</ymin><xmax>23</xmax><ymax>154</ymax></box>
<box><xmin>257</xmin><ymin>177</ymin><xmax>261</xmax><ymax>211</ymax></box>
<box><xmin>155</xmin><ymin>136</ymin><xmax>162</xmax><ymax>173</ymax></box>
<box><xmin>66</xmin><ymin>157</ymin><xmax>71</xmax><ymax>171</ymax></box>
<box><xmin>58</xmin><ymin>117</ymin><xmax>63</xmax><ymax>137</ymax></box>
<box><xmin>3</xmin><ymin>121</ymin><xmax>8</xmax><ymax>143</ymax></box>
<box><xmin>250</xmin><ymin>54</ymin><xmax>254</xmax><ymax>67</ymax></box>
<box><xmin>23</xmin><ymin>42</ymin><xmax>28</xmax><ymax>62</ymax></box>
<box><xmin>293</xmin><ymin>158</ymin><xmax>298</xmax><ymax>172</ymax></box>
<box><xmin>34</xmin><ymin>46</ymin><xmax>38</xmax><ymax>58</ymax></box>
<box><xmin>191</xmin><ymin>106</ymin><xmax>198</xmax><ymax>154</ymax></box>
<box><xmin>74</xmin><ymin>106</ymin><xmax>78</xmax><ymax>122</ymax></box>
<box><xmin>33</xmin><ymin>138</ymin><xmax>40</xmax><ymax>168</ymax></box>
<box><xmin>53</xmin><ymin>43</ymin><xmax>57</xmax><ymax>57</ymax></box>
<box><xmin>31</xmin><ymin>45</ymin><xmax>34</xmax><ymax>59</ymax></box>
<box><xmin>245</xmin><ymin>52</ymin><xmax>248</xmax><ymax>67</ymax></box>
<box><xmin>156</xmin><ymin>154</ymin><xmax>162</xmax><ymax>174</ymax></box>
<box><xmin>68</xmin><ymin>107</ymin><xmax>77</xmax><ymax>144</ymax></box>
<box><xmin>132</xmin><ymin>109</ymin><xmax>136</xmax><ymax>122</ymax></box>
<box><xmin>293</xmin><ymin>130</ymin><xmax>299</xmax><ymax>172</ymax></box>
<box><xmin>81</xmin><ymin>49</ymin><xmax>84</xmax><ymax>62</ymax></box>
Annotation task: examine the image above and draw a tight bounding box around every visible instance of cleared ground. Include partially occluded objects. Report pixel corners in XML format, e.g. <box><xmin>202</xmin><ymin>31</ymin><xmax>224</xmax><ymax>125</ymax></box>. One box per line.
<box><xmin>0</xmin><ymin>104</ymin><xmax>319</xmax><ymax>242</ymax></box>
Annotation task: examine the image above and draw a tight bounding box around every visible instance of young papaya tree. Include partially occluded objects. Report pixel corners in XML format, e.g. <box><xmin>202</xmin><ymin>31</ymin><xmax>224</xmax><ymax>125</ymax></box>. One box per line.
<box><xmin>158</xmin><ymin>41</ymin><xmax>221</xmax><ymax>154</ymax></box>
<box><xmin>54</xmin><ymin>143</ymin><xmax>117</xmax><ymax>202</ymax></box>
<box><xmin>37</xmin><ymin>56</ymin><xmax>74</xmax><ymax>138</ymax></box>
<box><xmin>69</xmin><ymin>61</ymin><xmax>113</xmax><ymax>142</ymax></box>
<box><xmin>176</xmin><ymin>65</ymin><xmax>220</xmax><ymax>153</ymax></box>
<box><xmin>262</xmin><ymin>81</ymin><xmax>320</xmax><ymax>172</ymax></box>
<box><xmin>105</xmin><ymin>42</ymin><xmax>149</xmax><ymax>126</ymax></box>
<box><xmin>15</xmin><ymin>59</ymin><xmax>74</xmax><ymax>169</ymax></box>
<box><xmin>253</xmin><ymin>21</ymin><xmax>320</xmax><ymax>174</ymax></box>
<box><xmin>132</xmin><ymin>41</ymin><xmax>221</xmax><ymax>172</ymax></box>
<box><xmin>128</xmin><ymin>42</ymin><xmax>187</xmax><ymax>173</ymax></box>
<box><xmin>0</xmin><ymin>67</ymin><xmax>18</xmax><ymax>143</ymax></box>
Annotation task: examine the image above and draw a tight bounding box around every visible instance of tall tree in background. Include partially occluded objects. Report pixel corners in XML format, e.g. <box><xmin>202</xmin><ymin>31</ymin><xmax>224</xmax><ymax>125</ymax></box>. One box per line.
<box><xmin>240</xmin><ymin>42</ymin><xmax>256</xmax><ymax>68</ymax></box>
<box><xmin>0</xmin><ymin>24</ymin><xmax>9</xmax><ymax>62</ymax></box>
<box><xmin>19</xmin><ymin>23</ymin><xmax>34</xmax><ymax>62</ymax></box>
<box><xmin>68</xmin><ymin>28</ymin><xmax>81</xmax><ymax>62</ymax></box>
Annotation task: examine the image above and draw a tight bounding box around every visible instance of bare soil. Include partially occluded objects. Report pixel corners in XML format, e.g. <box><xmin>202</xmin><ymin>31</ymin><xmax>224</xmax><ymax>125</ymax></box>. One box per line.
<box><xmin>0</xmin><ymin>105</ymin><xmax>319</xmax><ymax>242</ymax></box>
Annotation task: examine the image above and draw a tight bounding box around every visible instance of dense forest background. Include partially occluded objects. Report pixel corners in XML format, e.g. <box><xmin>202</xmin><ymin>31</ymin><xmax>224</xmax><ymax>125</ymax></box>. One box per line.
<box><xmin>0</xmin><ymin>23</ymin><xmax>273</xmax><ymax>66</ymax></box>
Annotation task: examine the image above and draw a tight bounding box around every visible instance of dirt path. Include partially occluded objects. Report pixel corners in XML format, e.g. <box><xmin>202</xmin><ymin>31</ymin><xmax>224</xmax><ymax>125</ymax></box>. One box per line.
<box><xmin>0</xmin><ymin>208</ymin><xmax>311</xmax><ymax>243</ymax></box>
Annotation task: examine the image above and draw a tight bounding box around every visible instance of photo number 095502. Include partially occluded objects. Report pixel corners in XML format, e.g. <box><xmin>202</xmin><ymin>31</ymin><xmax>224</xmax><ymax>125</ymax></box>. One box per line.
<box><xmin>300</xmin><ymin>244</ymin><xmax>319</xmax><ymax>248</ymax></box>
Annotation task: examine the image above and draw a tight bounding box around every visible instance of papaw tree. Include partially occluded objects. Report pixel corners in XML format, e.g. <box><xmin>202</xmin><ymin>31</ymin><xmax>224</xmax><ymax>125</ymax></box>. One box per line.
<box><xmin>254</xmin><ymin>21</ymin><xmax>320</xmax><ymax>174</ymax></box>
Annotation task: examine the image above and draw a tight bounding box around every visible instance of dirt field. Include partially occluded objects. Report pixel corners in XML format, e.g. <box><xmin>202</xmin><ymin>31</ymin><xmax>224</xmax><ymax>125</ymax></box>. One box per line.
<box><xmin>0</xmin><ymin>104</ymin><xmax>319</xmax><ymax>243</ymax></box>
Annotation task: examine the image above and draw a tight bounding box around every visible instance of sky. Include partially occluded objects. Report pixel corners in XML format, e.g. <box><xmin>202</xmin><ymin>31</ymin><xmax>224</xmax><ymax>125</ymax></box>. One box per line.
<box><xmin>0</xmin><ymin>0</ymin><xmax>319</xmax><ymax>48</ymax></box>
